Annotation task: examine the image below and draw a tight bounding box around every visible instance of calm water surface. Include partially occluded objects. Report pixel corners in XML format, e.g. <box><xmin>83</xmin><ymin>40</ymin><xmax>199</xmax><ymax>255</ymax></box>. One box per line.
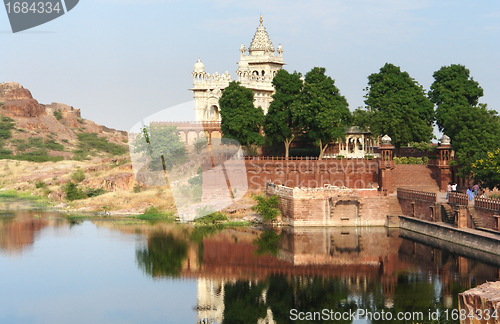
<box><xmin>0</xmin><ymin>211</ymin><xmax>499</xmax><ymax>324</ymax></box>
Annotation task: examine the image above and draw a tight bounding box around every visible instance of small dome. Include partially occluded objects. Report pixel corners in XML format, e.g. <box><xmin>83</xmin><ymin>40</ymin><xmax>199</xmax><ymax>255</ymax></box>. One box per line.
<box><xmin>381</xmin><ymin>134</ymin><xmax>392</xmax><ymax>145</ymax></box>
<box><xmin>440</xmin><ymin>134</ymin><xmax>451</xmax><ymax>145</ymax></box>
<box><xmin>194</xmin><ymin>58</ymin><xmax>205</xmax><ymax>72</ymax></box>
<box><xmin>238</xmin><ymin>60</ymin><xmax>249</xmax><ymax>69</ymax></box>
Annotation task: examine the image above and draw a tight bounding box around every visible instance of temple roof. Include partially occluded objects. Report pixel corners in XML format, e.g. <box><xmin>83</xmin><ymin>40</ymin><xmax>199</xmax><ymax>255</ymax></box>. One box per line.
<box><xmin>248</xmin><ymin>16</ymin><xmax>275</xmax><ymax>54</ymax></box>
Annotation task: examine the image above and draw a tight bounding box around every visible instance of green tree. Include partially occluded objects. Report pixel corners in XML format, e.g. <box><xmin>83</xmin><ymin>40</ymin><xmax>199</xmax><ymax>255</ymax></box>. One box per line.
<box><xmin>219</xmin><ymin>81</ymin><xmax>265</xmax><ymax>150</ymax></box>
<box><xmin>133</xmin><ymin>124</ymin><xmax>187</xmax><ymax>171</ymax></box>
<box><xmin>364</xmin><ymin>63</ymin><xmax>434</xmax><ymax>152</ymax></box>
<box><xmin>429</xmin><ymin>64</ymin><xmax>500</xmax><ymax>175</ymax></box>
<box><xmin>264</xmin><ymin>69</ymin><xmax>303</xmax><ymax>158</ymax></box>
<box><xmin>471</xmin><ymin>149</ymin><xmax>500</xmax><ymax>190</ymax></box>
<box><xmin>291</xmin><ymin>67</ymin><xmax>351</xmax><ymax>160</ymax></box>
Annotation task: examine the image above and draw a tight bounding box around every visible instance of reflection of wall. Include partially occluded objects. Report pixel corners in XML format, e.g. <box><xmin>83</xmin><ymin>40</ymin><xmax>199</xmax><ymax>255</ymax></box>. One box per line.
<box><xmin>196</xmin><ymin>278</ymin><xmax>224</xmax><ymax>324</ymax></box>
<box><xmin>0</xmin><ymin>216</ymin><xmax>50</xmax><ymax>253</ymax></box>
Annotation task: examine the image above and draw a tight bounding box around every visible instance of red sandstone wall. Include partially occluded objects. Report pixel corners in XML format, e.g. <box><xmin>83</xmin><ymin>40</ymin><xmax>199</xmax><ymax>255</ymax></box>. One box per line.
<box><xmin>267</xmin><ymin>184</ymin><xmax>390</xmax><ymax>226</ymax></box>
<box><xmin>397</xmin><ymin>189</ymin><xmax>437</xmax><ymax>222</ymax></box>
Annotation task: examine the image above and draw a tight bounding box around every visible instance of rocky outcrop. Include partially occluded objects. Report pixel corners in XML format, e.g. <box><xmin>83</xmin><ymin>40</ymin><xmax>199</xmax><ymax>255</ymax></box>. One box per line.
<box><xmin>0</xmin><ymin>82</ymin><xmax>46</xmax><ymax>118</ymax></box>
<box><xmin>459</xmin><ymin>281</ymin><xmax>500</xmax><ymax>324</ymax></box>
<box><xmin>85</xmin><ymin>173</ymin><xmax>136</xmax><ymax>192</ymax></box>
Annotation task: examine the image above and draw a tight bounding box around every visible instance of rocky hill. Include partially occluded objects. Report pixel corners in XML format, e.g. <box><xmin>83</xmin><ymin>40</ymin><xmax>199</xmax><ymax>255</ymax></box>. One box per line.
<box><xmin>0</xmin><ymin>81</ymin><xmax>128</xmax><ymax>161</ymax></box>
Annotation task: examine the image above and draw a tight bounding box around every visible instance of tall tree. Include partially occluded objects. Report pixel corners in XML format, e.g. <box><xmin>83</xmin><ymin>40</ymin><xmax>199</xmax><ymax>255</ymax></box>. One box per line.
<box><xmin>219</xmin><ymin>81</ymin><xmax>265</xmax><ymax>150</ymax></box>
<box><xmin>263</xmin><ymin>69</ymin><xmax>303</xmax><ymax>158</ymax></box>
<box><xmin>429</xmin><ymin>64</ymin><xmax>500</xmax><ymax>175</ymax></box>
<box><xmin>364</xmin><ymin>63</ymin><xmax>434</xmax><ymax>152</ymax></box>
<box><xmin>291</xmin><ymin>67</ymin><xmax>351</xmax><ymax>160</ymax></box>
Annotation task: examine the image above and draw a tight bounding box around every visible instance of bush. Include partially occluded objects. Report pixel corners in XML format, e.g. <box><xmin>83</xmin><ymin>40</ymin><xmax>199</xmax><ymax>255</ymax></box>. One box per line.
<box><xmin>63</xmin><ymin>182</ymin><xmax>87</xmax><ymax>201</ymax></box>
<box><xmin>71</xmin><ymin>168</ymin><xmax>85</xmax><ymax>183</ymax></box>
<box><xmin>144</xmin><ymin>206</ymin><xmax>159</xmax><ymax>214</ymax></box>
<box><xmin>133</xmin><ymin>183</ymin><xmax>141</xmax><ymax>193</ymax></box>
<box><xmin>54</xmin><ymin>110</ymin><xmax>63</xmax><ymax>120</ymax></box>
<box><xmin>194</xmin><ymin>211</ymin><xmax>228</xmax><ymax>225</ymax></box>
<box><xmin>35</xmin><ymin>180</ymin><xmax>47</xmax><ymax>188</ymax></box>
<box><xmin>194</xmin><ymin>138</ymin><xmax>207</xmax><ymax>154</ymax></box>
<box><xmin>76</xmin><ymin>133</ymin><xmax>127</xmax><ymax>156</ymax></box>
<box><xmin>252</xmin><ymin>195</ymin><xmax>281</xmax><ymax>221</ymax></box>
<box><xmin>84</xmin><ymin>187</ymin><xmax>106</xmax><ymax>197</ymax></box>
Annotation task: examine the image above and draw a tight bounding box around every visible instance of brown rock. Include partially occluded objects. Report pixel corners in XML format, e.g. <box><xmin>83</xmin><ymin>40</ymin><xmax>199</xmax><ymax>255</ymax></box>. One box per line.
<box><xmin>2</xmin><ymin>99</ymin><xmax>46</xmax><ymax>118</ymax></box>
<box><xmin>459</xmin><ymin>281</ymin><xmax>500</xmax><ymax>324</ymax></box>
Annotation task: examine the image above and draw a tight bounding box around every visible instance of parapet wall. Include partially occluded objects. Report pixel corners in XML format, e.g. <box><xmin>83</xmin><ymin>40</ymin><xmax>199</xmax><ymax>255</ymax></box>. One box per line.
<box><xmin>266</xmin><ymin>183</ymin><xmax>389</xmax><ymax>226</ymax></box>
<box><xmin>397</xmin><ymin>188</ymin><xmax>437</xmax><ymax>222</ymax></box>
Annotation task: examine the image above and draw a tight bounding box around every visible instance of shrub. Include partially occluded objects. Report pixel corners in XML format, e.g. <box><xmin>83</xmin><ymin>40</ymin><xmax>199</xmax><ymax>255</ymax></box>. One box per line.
<box><xmin>133</xmin><ymin>183</ymin><xmax>141</xmax><ymax>193</ymax></box>
<box><xmin>54</xmin><ymin>110</ymin><xmax>63</xmax><ymax>120</ymax></box>
<box><xmin>144</xmin><ymin>206</ymin><xmax>159</xmax><ymax>214</ymax></box>
<box><xmin>76</xmin><ymin>133</ymin><xmax>127</xmax><ymax>156</ymax></box>
<box><xmin>84</xmin><ymin>187</ymin><xmax>106</xmax><ymax>197</ymax></box>
<box><xmin>194</xmin><ymin>138</ymin><xmax>207</xmax><ymax>154</ymax></box>
<box><xmin>77</xmin><ymin>117</ymin><xmax>85</xmax><ymax>124</ymax></box>
<box><xmin>35</xmin><ymin>180</ymin><xmax>47</xmax><ymax>189</ymax></box>
<box><xmin>194</xmin><ymin>211</ymin><xmax>228</xmax><ymax>225</ymax></box>
<box><xmin>252</xmin><ymin>195</ymin><xmax>281</xmax><ymax>221</ymax></box>
<box><xmin>71</xmin><ymin>168</ymin><xmax>85</xmax><ymax>183</ymax></box>
<box><xmin>63</xmin><ymin>182</ymin><xmax>87</xmax><ymax>201</ymax></box>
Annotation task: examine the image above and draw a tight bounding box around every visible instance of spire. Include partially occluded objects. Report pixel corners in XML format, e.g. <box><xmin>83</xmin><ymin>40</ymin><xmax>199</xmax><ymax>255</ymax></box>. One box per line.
<box><xmin>248</xmin><ymin>15</ymin><xmax>274</xmax><ymax>55</ymax></box>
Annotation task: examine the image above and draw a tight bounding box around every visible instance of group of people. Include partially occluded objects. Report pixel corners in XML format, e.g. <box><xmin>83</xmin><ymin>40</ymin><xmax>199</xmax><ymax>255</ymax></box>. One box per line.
<box><xmin>447</xmin><ymin>182</ymin><xmax>486</xmax><ymax>200</ymax></box>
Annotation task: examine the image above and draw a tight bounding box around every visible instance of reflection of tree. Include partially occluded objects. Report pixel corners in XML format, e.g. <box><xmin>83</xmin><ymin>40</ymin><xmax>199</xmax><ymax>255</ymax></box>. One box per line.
<box><xmin>223</xmin><ymin>281</ymin><xmax>268</xmax><ymax>323</ymax></box>
<box><xmin>253</xmin><ymin>230</ymin><xmax>281</xmax><ymax>257</ymax></box>
<box><xmin>266</xmin><ymin>275</ymin><xmax>356</xmax><ymax>324</ymax></box>
<box><xmin>222</xmin><ymin>276</ymin><xmax>356</xmax><ymax>324</ymax></box>
<box><xmin>135</xmin><ymin>232</ymin><xmax>188</xmax><ymax>278</ymax></box>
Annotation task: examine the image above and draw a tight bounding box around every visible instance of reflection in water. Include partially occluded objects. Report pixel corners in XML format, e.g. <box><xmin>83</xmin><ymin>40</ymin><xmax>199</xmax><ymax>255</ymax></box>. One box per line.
<box><xmin>0</xmin><ymin>211</ymin><xmax>62</xmax><ymax>254</ymax></box>
<box><xmin>1</xmin><ymin>212</ymin><xmax>499</xmax><ymax>324</ymax></box>
<box><xmin>136</xmin><ymin>232</ymin><xmax>188</xmax><ymax>278</ymax></box>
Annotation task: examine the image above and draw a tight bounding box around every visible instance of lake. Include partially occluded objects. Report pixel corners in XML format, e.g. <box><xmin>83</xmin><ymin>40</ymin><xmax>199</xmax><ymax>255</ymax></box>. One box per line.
<box><xmin>1</xmin><ymin>211</ymin><xmax>499</xmax><ymax>324</ymax></box>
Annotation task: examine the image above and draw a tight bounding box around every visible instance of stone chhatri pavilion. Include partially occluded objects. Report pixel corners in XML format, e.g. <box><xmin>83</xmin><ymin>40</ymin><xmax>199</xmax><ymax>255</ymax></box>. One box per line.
<box><xmin>191</xmin><ymin>15</ymin><xmax>285</xmax><ymax>122</ymax></box>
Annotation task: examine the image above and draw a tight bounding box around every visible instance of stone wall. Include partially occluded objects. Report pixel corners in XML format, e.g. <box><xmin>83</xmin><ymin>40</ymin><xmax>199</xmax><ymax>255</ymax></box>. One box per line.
<box><xmin>399</xmin><ymin>216</ymin><xmax>500</xmax><ymax>256</ymax></box>
<box><xmin>246</xmin><ymin>157</ymin><xmax>380</xmax><ymax>191</ymax></box>
<box><xmin>267</xmin><ymin>183</ymin><xmax>389</xmax><ymax>226</ymax></box>
<box><xmin>397</xmin><ymin>188</ymin><xmax>437</xmax><ymax>222</ymax></box>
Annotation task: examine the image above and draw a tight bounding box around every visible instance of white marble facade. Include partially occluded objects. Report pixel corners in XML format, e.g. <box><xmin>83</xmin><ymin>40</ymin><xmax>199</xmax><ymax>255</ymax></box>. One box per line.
<box><xmin>191</xmin><ymin>16</ymin><xmax>285</xmax><ymax>122</ymax></box>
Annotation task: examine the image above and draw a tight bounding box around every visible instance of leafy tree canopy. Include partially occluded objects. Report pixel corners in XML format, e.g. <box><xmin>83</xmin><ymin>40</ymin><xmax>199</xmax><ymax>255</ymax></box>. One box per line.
<box><xmin>219</xmin><ymin>81</ymin><xmax>265</xmax><ymax>148</ymax></box>
<box><xmin>471</xmin><ymin>148</ymin><xmax>500</xmax><ymax>190</ymax></box>
<box><xmin>429</xmin><ymin>64</ymin><xmax>500</xmax><ymax>175</ymax></box>
<box><xmin>264</xmin><ymin>69</ymin><xmax>303</xmax><ymax>158</ymax></box>
<box><xmin>363</xmin><ymin>63</ymin><xmax>434</xmax><ymax>150</ymax></box>
<box><xmin>291</xmin><ymin>67</ymin><xmax>351</xmax><ymax>159</ymax></box>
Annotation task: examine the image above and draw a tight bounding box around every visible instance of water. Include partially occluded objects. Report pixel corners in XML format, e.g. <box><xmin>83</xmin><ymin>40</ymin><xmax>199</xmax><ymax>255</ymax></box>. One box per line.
<box><xmin>0</xmin><ymin>211</ymin><xmax>499</xmax><ymax>324</ymax></box>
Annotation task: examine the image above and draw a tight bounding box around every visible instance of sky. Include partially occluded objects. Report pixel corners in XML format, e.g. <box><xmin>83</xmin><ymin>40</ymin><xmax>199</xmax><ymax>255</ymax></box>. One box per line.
<box><xmin>1</xmin><ymin>0</ymin><xmax>499</xmax><ymax>132</ymax></box>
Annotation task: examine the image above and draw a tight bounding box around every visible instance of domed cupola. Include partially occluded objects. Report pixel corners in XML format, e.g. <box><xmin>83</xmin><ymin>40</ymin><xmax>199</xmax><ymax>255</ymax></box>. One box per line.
<box><xmin>248</xmin><ymin>15</ymin><xmax>275</xmax><ymax>56</ymax></box>
<box><xmin>193</xmin><ymin>58</ymin><xmax>205</xmax><ymax>72</ymax></box>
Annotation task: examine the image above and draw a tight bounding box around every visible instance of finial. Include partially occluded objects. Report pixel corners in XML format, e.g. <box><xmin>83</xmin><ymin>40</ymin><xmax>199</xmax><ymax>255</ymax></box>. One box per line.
<box><xmin>260</xmin><ymin>14</ymin><xmax>263</xmax><ymax>25</ymax></box>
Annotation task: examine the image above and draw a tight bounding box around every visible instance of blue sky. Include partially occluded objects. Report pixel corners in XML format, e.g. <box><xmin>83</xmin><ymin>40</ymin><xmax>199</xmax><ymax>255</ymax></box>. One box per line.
<box><xmin>1</xmin><ymin>0</ymin><xmax>499</xmax><ymax>132</ymax></box>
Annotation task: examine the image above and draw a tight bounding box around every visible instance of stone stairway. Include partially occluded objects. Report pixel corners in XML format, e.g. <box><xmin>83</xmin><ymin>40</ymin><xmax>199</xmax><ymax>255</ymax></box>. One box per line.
<box><xmin>392</xmin><ymin>165</ymin><xmax>440</xmax><ymax>192</ymax></box>
<box><xmin>467</xmin><ymin>206</ymin><xmax>484</xmax><ymax>229</ymax></box>
<box><xmin>441</xmin><ymin>203</ymin><xmax>455</xmax><ymax>224</ymax></box>
<box><xmin>386</xmin><ymin>196</ymin><xmax>403</xmax><ymax>227</ymax></box>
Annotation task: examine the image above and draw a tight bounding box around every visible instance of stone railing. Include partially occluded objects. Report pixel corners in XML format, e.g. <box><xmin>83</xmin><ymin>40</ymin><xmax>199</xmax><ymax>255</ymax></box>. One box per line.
<box><xmin>448</xmin><ymin>192</ymin><xmax>469</xmax><ymax>206</ymax></box>
<box><xmin>474</xmin><ymin>197</ymin><xmax>500</xmax><ymax>211</ymax></box>
<box><xmin>397</xmin><ymin>188</ymin><xmax>436</xmax><ymax>202</ymax></box>
<box><xmin>427</xmin><ymin>158</ymin><xmax>449</xmax><ymax>166</ymax></box>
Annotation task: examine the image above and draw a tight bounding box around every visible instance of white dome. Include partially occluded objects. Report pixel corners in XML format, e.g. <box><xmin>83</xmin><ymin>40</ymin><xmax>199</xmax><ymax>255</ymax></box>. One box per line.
<box><xmin>194</xmin><ymin>58</ymin><xmax>205</xmax><ymax>72</ymax></box>
<box><xmin>238</xmin><ymin>60</ymin><xmax>249</xmax><ymax>69</ymax></box>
